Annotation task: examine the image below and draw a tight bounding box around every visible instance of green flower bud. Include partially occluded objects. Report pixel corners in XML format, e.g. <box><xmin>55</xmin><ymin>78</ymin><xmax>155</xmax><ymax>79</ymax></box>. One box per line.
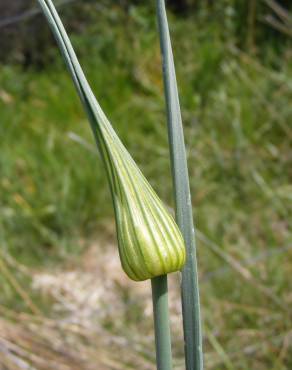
<box><xmin>36</xmin><ymin>0</ymin><xmax>186</xmax><ymax>282</ymax></box>
<box><xmin>96</xmin><ymin>121</ymin><xmax>186</xmax><ymax>281</ymax></box>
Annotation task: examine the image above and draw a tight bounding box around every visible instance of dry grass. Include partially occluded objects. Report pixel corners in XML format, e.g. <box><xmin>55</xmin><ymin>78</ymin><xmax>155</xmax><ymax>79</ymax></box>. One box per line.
<box><xmin>0</xmin><ymin>237</ymin><xmax>172</xmax><ymax>370</ymax></box>
<box><xmin>1</xmin><ymin>228</ymin><xmax>291</xmax><ymax>369</ymax></box>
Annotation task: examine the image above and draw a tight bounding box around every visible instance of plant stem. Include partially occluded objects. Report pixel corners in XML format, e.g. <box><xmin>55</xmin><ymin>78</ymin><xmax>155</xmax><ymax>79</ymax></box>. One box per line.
<box><xmin>156</xmin><ymin>1</ymin><xmax>203</xmax><ymax>369</ymax></box>
<box><xmin>151</xmin><ymin>275</ymin><xmax>173</xmax><ymax>370</ymax></box>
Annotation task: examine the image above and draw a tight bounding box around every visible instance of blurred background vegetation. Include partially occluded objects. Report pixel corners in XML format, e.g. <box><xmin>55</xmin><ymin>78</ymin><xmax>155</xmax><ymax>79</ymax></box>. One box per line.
<box><xmin>0</xmin><ymin>1</ymin><xmax>291</xmax><ymax>369</ymax></box>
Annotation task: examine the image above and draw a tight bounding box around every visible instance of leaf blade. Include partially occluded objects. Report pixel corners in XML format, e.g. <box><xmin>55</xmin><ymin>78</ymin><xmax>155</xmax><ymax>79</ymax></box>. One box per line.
<box><xmin>156</xmin><ymin>1</ymin><xmax>204</xmax><ymax>369</ymax></box>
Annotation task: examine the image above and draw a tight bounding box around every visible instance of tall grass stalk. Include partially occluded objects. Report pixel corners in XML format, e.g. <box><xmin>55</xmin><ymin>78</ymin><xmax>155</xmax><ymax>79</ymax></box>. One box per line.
<box><xmin>36</xmin><ymin>0</ymin><xmax>179</xmax><ymax>368</ymax></box>
<box><xmin>156</xmin><ymin>1</ymin><xmax>203</xmax><ymax>369</ymax></box>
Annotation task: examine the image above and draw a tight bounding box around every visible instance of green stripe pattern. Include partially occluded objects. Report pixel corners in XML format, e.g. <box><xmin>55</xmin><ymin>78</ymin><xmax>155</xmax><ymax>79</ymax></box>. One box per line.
<box><xmin>37</xmin><ymin>0</ymin><xmax>186</xmax><ymax>281</ymax></box>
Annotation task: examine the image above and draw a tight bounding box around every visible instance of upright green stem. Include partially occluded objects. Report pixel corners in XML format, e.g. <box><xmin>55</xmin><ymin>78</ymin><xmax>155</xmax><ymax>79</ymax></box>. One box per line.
<box><xmin>151</xmin><ymin>275</ymin><xmax>173</xmax><ymax>370</ymax></box>
<box><xmin>156</xmin><ymin>1</ymin><xmax>203</xmax><ymax>369</ymax></box>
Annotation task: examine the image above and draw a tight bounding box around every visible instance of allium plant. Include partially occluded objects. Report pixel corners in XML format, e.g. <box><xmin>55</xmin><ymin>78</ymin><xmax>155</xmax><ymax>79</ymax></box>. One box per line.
<box><xmin>36</xmin><ymin>1</ymin><xmax>203</xmax><ymax>369</ymax></box>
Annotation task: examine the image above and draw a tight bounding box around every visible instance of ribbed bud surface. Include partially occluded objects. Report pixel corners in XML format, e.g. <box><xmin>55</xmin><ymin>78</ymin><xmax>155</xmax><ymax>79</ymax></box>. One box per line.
<box><xmin>97</xmin><ymin>122</ymin><xmax>186</xmax><ymax>281</ymax></box>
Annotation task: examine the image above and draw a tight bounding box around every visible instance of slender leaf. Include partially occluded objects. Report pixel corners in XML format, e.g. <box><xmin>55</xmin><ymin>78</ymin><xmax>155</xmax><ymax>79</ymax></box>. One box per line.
<box><xmin>156</xmin><ymin>1</ymin><xmax>203</xmax><ymax>369</ymax></box>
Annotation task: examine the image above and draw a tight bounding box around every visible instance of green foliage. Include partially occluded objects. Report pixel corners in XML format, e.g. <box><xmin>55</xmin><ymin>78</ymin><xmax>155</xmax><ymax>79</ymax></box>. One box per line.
<box><xmin>0</xmin><ymin>0</ymin><xmax>291</xmax><ymax>65</ymax></box>
<box><xmin>0</xmin><ymin>3</ymin><xmax>291</xmax><ymax>368</ymax></box>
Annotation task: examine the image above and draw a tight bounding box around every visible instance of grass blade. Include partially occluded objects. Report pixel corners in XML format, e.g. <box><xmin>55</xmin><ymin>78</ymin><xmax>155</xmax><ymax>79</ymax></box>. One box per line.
<box><xmin>156</xmin><ymin>1</ymin><xmax>203</xmax><ymax>369</ymax></box>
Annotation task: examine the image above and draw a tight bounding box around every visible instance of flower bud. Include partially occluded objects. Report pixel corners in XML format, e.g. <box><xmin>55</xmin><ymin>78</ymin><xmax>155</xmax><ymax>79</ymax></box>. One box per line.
<box><xmin>98</xmin><ymin>122</ymin><xmax>186</xmax><ymax>281</ymax></box>
<box><xmin>36</xmin><ymin>0</ymin><xmax>186</xmax><ymax>281</ymax></box>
